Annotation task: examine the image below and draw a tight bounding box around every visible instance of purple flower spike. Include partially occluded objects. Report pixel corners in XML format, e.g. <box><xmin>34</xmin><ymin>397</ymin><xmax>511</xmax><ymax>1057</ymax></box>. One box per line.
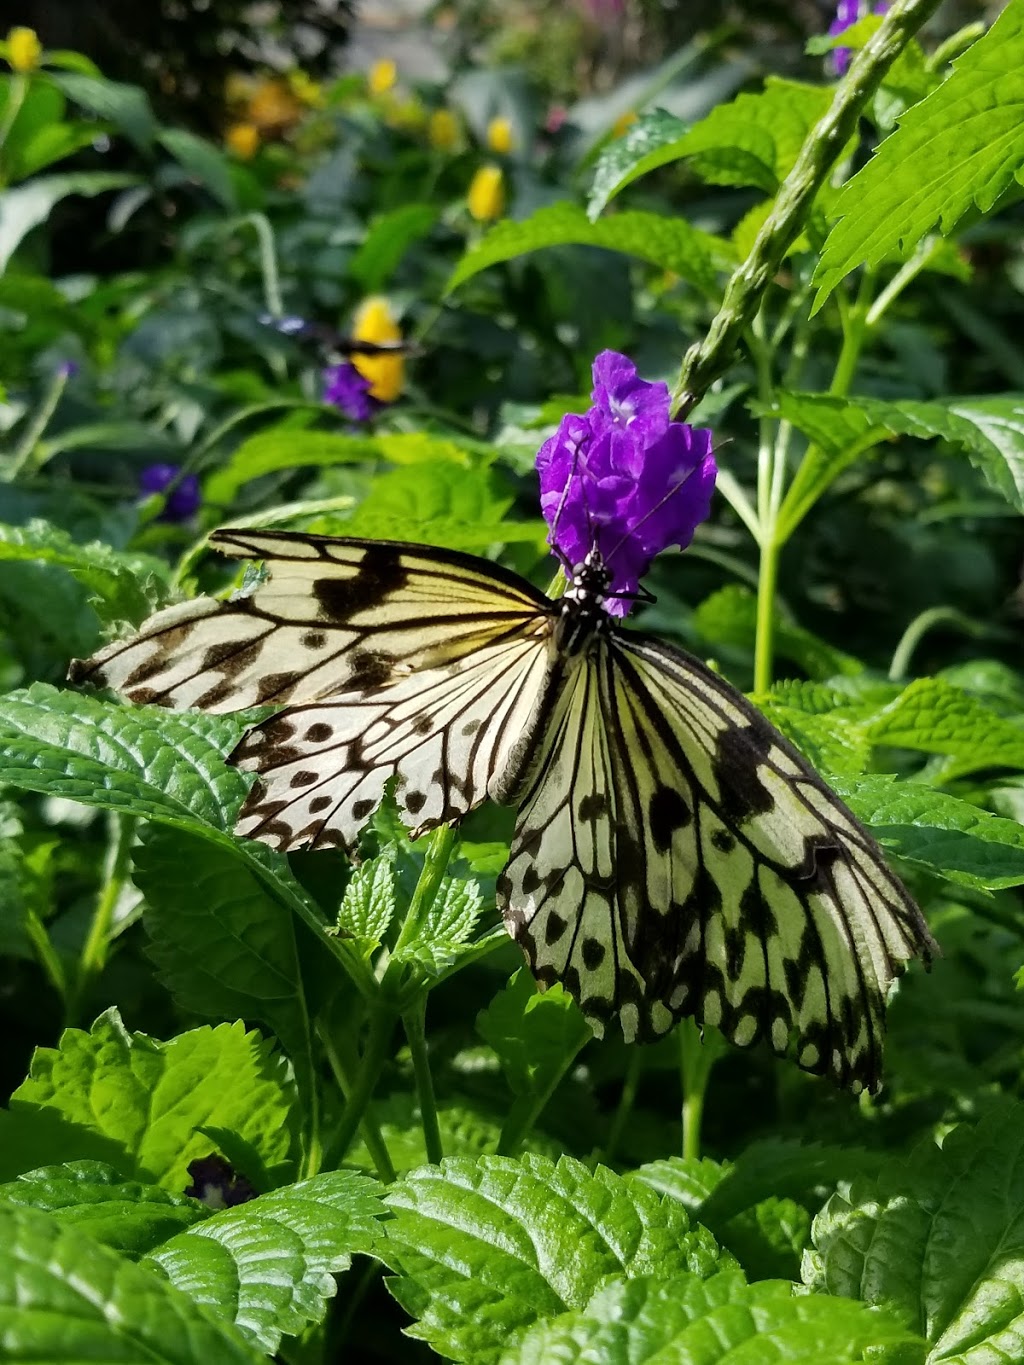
<box><xmin>323</xmin><ymin>361</ymin><xmax>378</xmax><ymax>423</ymax></box>
<box><xmin>138</xmin><ymin>463</ymin><xmax>201</xmax><ymax>523</ymax></box>
<box><xmin>828</xmin><ymin>0</ymin><xmax>888</xmax><ymax>75</ymax></box>
<box><xmin>536</xmin><ymin>350</ymin><xmax>716</xmax><ymax>616</ymax></box>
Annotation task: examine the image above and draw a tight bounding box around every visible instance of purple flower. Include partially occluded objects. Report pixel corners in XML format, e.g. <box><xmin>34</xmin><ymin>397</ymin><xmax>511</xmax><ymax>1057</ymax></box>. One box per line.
<box><xmin>536</xmin><ymin>350</ymin><xmax>716</xmax><ymax>616</ymax></box>
<box><xmin>828</xmin><ymin>0</ymin><xmax>887</xmax><ymax>75</ymax></box>
<box><xmin>138</xmin><ymin>463</ymin><xmax>201</xmax><ymax>522</ymax></box>
<box><xmin>56</xmin><ymin>360</ymin><xmax>79</xmax><ymax>380</ymax></box>
<box><xmin>323</xmin><ymin>362</ymin><xmax>378</xmax><ymax>423</ymax></box>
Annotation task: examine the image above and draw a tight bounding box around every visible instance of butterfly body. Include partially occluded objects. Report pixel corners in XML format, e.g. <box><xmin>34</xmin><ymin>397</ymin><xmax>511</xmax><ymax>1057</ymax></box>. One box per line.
<box><xmin>70</xmin><ymin>529</ymin><xmax>935</xmax><ymax>1092</ymax></box>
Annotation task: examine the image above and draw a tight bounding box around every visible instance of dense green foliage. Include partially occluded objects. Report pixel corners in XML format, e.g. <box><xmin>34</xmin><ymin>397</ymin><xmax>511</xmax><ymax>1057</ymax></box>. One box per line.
<box><xmin>2</xmin><ymin>1</ymin><xmax>1024</xmax><ymax>1359</ymax></box>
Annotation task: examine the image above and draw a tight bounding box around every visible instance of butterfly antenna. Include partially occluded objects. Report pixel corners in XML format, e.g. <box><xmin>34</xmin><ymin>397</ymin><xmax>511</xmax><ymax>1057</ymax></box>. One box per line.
<box><xmin>548</xmin><ymin>432</ymin><xmax>589</xmax><ymax>577</ymax></box>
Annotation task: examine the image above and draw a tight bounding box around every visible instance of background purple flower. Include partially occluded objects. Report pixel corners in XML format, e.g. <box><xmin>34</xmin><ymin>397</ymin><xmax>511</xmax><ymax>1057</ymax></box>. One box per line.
<box><xmin>536</xmin><ymin>350</ymin><xmax>716</xmax><ymax>615</ymax></box>
<box><xmin>829</xmin><ymin>0</ymin><xmax>888</xmax><ymax>75</ymax></box>
<box><xmin>138</xmin><ymin>463</ymin><xmax>201</xmax><ymax>522</ymax></box>
<box><xmin>323</xmin><ymin>362</ymin><xmax>378</xmax><ymax>423</ymax></box>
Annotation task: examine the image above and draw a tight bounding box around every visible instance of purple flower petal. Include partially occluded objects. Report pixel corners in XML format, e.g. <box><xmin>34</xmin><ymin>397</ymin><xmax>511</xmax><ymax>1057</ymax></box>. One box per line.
<box><xmin>536</xmin><ymin>351</ymin><xmax>716</xmax><ymax>616</ymax></box>
<box><xmin>828</xmin><ymin>0</ymin><xmax>888</xmax><ymax>76</ymax></box>
<box><xmin>138</xmin><ymin>463</ymin><xmax>201</xmax><ymax>522</ymax></box>
<box><xmin>323</xmin><ymin>362</ymin><xmax>379</xmax><ymax>423</ymax></box>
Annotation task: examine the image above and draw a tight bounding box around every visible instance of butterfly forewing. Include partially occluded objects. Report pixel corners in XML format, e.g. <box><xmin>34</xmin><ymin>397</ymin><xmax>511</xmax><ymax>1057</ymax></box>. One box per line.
<box><xmin>502</xmin><ymin>629</ymin><xmax>934</xmax><ymax>1094</ymax></box>
<box><xmin>70</xmin><ymin>530</ymin><xmax>552</xmax><ymax>711</ymax></box>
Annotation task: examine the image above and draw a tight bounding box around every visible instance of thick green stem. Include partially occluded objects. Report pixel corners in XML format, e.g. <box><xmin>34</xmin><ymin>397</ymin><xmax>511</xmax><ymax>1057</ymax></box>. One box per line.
<box><xmin>402</xmin><ymin>995</ymin><xmax>444</xmax><ymax>1165</ymax></box>
<box><xmin>391</xmin><ymin>824</ymin><xmax>457</xmax><ymax>962</ymax></box>
<box><xmin>753</xmin><ymin>534</ymin><xmax>780</xmax><ymax>695</ymax></box>
<box><xmin>671</xmin><ymin>0</ymin><xmax>944</xmax><ymax>417</ymax></box>
<box><xmin>322</xmin><ymin>1008</ymin><xmax>396</xmax><ymax>1171</ymax></box>
<box><xmin>679</xmin><ymin>1020</ymin><xmax>723</xmax><ymax>1161</ymax></box>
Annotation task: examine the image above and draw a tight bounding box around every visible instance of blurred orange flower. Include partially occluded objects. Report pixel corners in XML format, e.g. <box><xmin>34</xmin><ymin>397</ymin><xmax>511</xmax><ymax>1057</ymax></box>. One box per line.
<box><xmin>225</xmin><ymin>122</ymin><xmax>260</xmax><ymax>160</ymax></box>
<box><xmin>351</xmin><ymin>296</ymin><xmax>404</xmax><ymax>402</ymax></box>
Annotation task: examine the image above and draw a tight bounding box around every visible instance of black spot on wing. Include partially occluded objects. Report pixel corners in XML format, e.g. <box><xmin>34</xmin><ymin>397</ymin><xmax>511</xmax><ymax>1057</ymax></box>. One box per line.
<box><xmin>313</xmin><ymin>549</ymin><xmax>406</xmax><ymax>620</ymax></box>
<box><xmin>649</xmin><ymin>786</ymin><xmax>692</xmax><ymax>852</ymax></box>
<box><xmin>256</xmin><ymin>670</ymin><xmax>304</xmax><ymax>703</ymax></box>
<box><xmin>713</xmin><ymin>724</ymin><xmax>775</xmax><ymax>820</ymax></box>
<box><xmin>304</xmin><ymin>722</ymin><xmax>334</xmax><ymax>743</ymax></box>
<box><xmin>348</xmin><ymin>650</ymin><xmax>395</xmax><ymax>690</ymax></box>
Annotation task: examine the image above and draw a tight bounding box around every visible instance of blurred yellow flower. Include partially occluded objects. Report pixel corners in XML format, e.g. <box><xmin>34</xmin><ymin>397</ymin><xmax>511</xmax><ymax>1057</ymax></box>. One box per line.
<box><xmin>7</xmin><ymin>26</ymin><xmax>42</xmax><ymax>72</ymax></box>
<box><xmin>247</xmin><ymin>77</ymin><xmax>302</xmax><ymax>134</ymax></box>
<box><xmin>351</xmin><ymin>296</ymin><xmax>404</xmax><ymax>402</ymax></box>
<box><xmin>387</xmin><ymin>98</ymin><xmax>427</xmax><ymax>132</ymax></box>
<box><xmin>612</xmin><ymin>109</ymin><xmax>638</xmax><ymax>139</ymax></box>
<box><xmin>428</xmin><ymin>108</ymin><xmax>459</xmax><ymax>151</ymax></box>
<box><xmin>486</xmin><ymin>116</ymin><xmax>516</xmax><ymax>154</ymax></box>
<box><xmin>225</xmin><ymin>122</ymin><xmax>260</xmax><ymax>160</ymax></box>
<box><xmin>467</xmin><ymin>164</ymin><xmax>505</xmax><ymax>222</ymax></box>
<box><xmin>368</xmin><ymin>58</ymin><xmax>397</xmax><ymax>96</ymax></box>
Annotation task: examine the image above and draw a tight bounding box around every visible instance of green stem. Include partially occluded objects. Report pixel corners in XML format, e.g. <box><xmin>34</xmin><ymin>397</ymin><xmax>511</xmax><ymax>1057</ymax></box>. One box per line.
<box><xmin>671</xmin><ymin>0</ymin><xmax>945</xmax><ymax>417</ymax></box>
<box><xmin>402</xmin><ymin>994</ymin><xmax>443</xmax><ymax>1165</ymax></box>
<box><xmin>0</xmin><ymin>73</ymin><xmax>28</xmax><ymax>171</ymax></box>
<box><xmin>679</xmin><ymin>1020</ymin><xmax>723</xmax><ymax>1161</ymax></box>
<box><xmin>319</xmin><ymin>1022</ymin><xmax>396</xmax><ymax>1182</ymax></box>
<box><xmin>497</xmin><ymin>1027</ymin><xmax>590</xmax><ymax>1157</ymax></box>
<box><xmin>390</xmin><ymin>824</ymin><xmax>457</xmax><ymax>963</ymax></box>
<box><xmin>241</xmin><ymin>212</ymin><xmax>284</xmax><ymax>319</ymax></box>
<box><xmin>69</xmin><ymin>814</ymin><xmax>135</xmax><ymax>1023</ymax></box>
<box><xmin>753</xmin><ymin>533</ymin><xmax>780</xmax><ymax>694</ymax></box>
<box><xmin>887</xmin><ymin>605</ymin><xmax>990</xmax><ymax>681</ymax></box>
<box><xmin>322</xmin><ymin>1008</ymin><xmax>396</xmax><ymax>1171</ymax></box>
<box><xmin>23</xmin><ymin>910</ymin><xmax>67</xmax><ymax>1002</ymax></box>
<box><xmin>601</xmin><ymin>1048</ymin><xmax>643</xmax><ymax>1166</ymax></box>
<box><xmin>3</xmin><ymin>365</ymin><xmax>71</xmax><ymax>483</ymax></box>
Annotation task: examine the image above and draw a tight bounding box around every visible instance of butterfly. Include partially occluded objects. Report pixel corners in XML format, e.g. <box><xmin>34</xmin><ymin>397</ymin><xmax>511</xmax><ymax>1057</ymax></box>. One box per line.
<box><xmin>69</xmin><ymin>528</ymin><xmax>935</xmax><ymax>1093</ymax></box>
<box><xmin>258</xmin><ymin>314</ymin><xmax>421</xmax><ymax>359</ymax></box>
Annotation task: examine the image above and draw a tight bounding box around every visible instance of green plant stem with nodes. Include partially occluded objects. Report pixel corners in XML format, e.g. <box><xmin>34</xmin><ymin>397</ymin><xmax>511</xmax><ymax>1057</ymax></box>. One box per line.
<box><xmin>670</xmin><ymin>0</ymin><xmax>944</xmax><ymax>420</ymax></box>
<box><xmin>671</xmin><ymin>0</ymin><xmax>943</xmax><ymax>691</ymax></box>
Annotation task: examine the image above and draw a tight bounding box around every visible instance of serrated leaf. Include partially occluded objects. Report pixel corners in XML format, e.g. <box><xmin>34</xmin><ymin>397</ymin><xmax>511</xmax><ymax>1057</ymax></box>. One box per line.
<box><xmin>381</xmin><ymin>1153</ymin><xmax>730</xmax><ymax>1363</ymax></box>
<box><xmin>0</xmin><ymin>1160</ymin><xmax>206</xmax><ymax>1257</ymax></box>
<box><xmin>145</xmin><ymin>1171</ymin><xmax>385</xmax><ymax>1352</ymax></box>
<box><xmin>629</xmin><ymin>1156</ymin><xmax>731</xmax><ymax>1213</ymax></box>
<box><xmin>446</xmin><ymin>202</ymin><xmax>726</xmax><ymax>297</ymax></box>
<box><xmin>814</xmin><ymin>3</ymin><xmax>1024</xmax><ymax>307</ymax></box>
<box><xmin>0</xmin><ymin>1202</ymin><xmax>263</xmax><ymax>1365</ymax></box>
<box><xmin>0</xmin><ymin>684</ymin><xmax>249</xmax><ymax>833</ymax></box>
<box><xmin>0</xmin><ymin>1010</ymin><xmax>298</xmax><ymax>1190</ymax></box>
<box><xmin>133</xmin><ymin>826</ymin><xmax>319</xmax><ymax>1106</ymax></box>
<box><xmin>868</xmin><ymin>676</ymin><xmax>1024</xmax><ymax>780</ymax></box>
<box><xmin>349</xmin><ymin>203</ymin><xmax>437</xmax><ymax>291</ymax></box>
<box><xmin>694</xmin><ymin>585</ymin><xmax>862</xmax><ymax>679</ymax></box>
<box><xmin>477</xmin><ymin>969</ymin><xmax>591</xmax><ymax>1099</ymax></box>
<box><xmin>0</xmin><ymin>520</ymin><xmax>170</xmax><ymax>625</ymax></box>
<box><xmin>806</xmin><ymin>1100</ymin><xmax>1024</xmax><ymax>1362</ymax></box>
<box><xmin>394</xmin><ymin>875</ymin><xmax>486</xmax><ymax>974</ymax></box>
<box><xmin>334</xmin><ymin>848</ymin><xmax>397</xmax><ymax>946</ymax></box>
<box><xmin>586</xmin><ymin>109</ymin><xmax>687</xmax><ymax>219</ymax></box>
<box><xmin>502</xmin><ymin>1269</ymin><xmax>912</xmax><ymax>1364</ymax></box>
<box><xmin>832</xmin><ymin>773</ymin><xmax>1024</xmax><ymax>890</ymax></box>
<box><xmin>769</xmin><ymin>391</ymin><xmax>1024</xmax><ymax>532</ymax></box>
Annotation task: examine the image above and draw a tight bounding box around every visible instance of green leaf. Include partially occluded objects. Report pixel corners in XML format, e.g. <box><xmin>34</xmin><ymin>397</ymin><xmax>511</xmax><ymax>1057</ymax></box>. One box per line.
<box><xmin>806</xmin><ymin>1100</ymin><xmax>1024</xmax><ymax>1361</ymax></box>
<box><xmin>629</xmin><ymin>1155</ymin><xmax>730</xmax><ymax>1213</ymax></box>
<box><xmin>158</xmin><ymin>129</ymin><xmax>237</xmax><ymax>210</ymax></box>
<box><xmin>586</xmin><ymin>109</ymin><xmax>687</xmax><ymax>219</ymax></box>
<box><xmin>867</xmin><ymin>676</ymin><xmax>1024</xmax><ymax>780</ymax></box>
<box><xmin>0</xmin><ymin>171</ymin><xmax>139</xmax><ymax>272</ymax></box>
<box><xmin>770</xmin><ymin>391</ymin><xmax>1024</xmax><ymax>532</ymax></box>
<box><xmin>477</xmin><ymin>969</ymin><xmax>591</xmax><ymax>1099</ymax></box>
<box><xmin>446</xmin><ymin>203</ymin><xmax>727</xmax><ymax>298</ymax></box>
<box><xmin>0</xmin><ymin>1161</ymin><xmax>207</xmax><ymax>1257</ymax></box>
<box><xmin>0</xmin><ymin>520</ymin><xmax>170</xmax><ymax>625</ymax></box>
<box><xmin>204</xmin><ymin>426</ymin><xmax>477</xmax><ymax>508</ymax></box>
<box><xmin>133</xmin><ymin>826</ymin><xmax>318</xmax><ymax>1106</ymax></box>
<box><xmin>502</xmin><ymin>1270</ymin><xmax>912</xmax><ymax>1364</ymax></box>
<box><xmin>49</xmin><ymin>72</ymin><xmax>158</xmax><ymax>147</ymax></box>
<box><xmin>0</xmin><ymin>684</ymin><xmax>249</xmax><ymax>834</ymax></box>
<box><xmin>145</xmin><ymin>1172</ymin><xmax>385</xmax><ymax>1352</ymax></box>
<box><xmin>333</xmin><ymin>847</ymin><xmax>397</xmax><ymax>948</ymax></box>
<box><xmin>0</xmin><ymin>1202</ymin><xmax>263</xmax><ymax>1365</ymax></box>
<box><xmin>694</xmin><ymin>585</ymin><xmax>863</xmax><ymax>679</ymax></box>
<box><xmin>7</xmin><ymin>123</ymin><xmax>100</xmax><ymax>180</ymax></box>
<box><xmin>395</xmin><ymin>875</ymin><xmax>486</xmax><ymax>974</ymax></box>
<box><xmin>832</xmin><ymin>773</ymin><xmax>1024</xmax><ymax>890</ymax></box>
<box><xmin>814</xmin><ymin>3</ymin><xmax>1024</xmax><ymax>308</ymax></box>
<box><xmin>381</xmin><ymin>1153</ymin><xmax>730</xmax><ymax>1363</ymax></box>
<box><xmin>349</xmin><ymin>203</ymin><xmax>437</xmax><ymax>291</ymax></box>
<box><xmin>0</xmin><ymin>1010</ymin><xmax>298</xmax><ymax>1190</ymax></box>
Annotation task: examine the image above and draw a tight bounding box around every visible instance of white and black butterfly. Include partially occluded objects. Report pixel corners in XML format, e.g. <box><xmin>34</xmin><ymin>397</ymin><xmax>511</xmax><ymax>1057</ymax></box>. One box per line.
<box><xmin>69</xmin><ymin>529</ymin><xmax>935</xmax><ymax>1093</ymax></box>
<box><xmin>258</xmin><ymin>313</ymin><xmax>421</xmax><ymax>359</ymax></box>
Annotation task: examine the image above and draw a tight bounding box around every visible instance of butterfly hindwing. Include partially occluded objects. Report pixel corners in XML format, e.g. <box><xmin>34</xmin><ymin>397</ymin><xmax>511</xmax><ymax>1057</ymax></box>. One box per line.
<box><xmin>502</xmin><ymin>629</ymin><xmax>934</xmax><ymax>1094</ymax></box>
